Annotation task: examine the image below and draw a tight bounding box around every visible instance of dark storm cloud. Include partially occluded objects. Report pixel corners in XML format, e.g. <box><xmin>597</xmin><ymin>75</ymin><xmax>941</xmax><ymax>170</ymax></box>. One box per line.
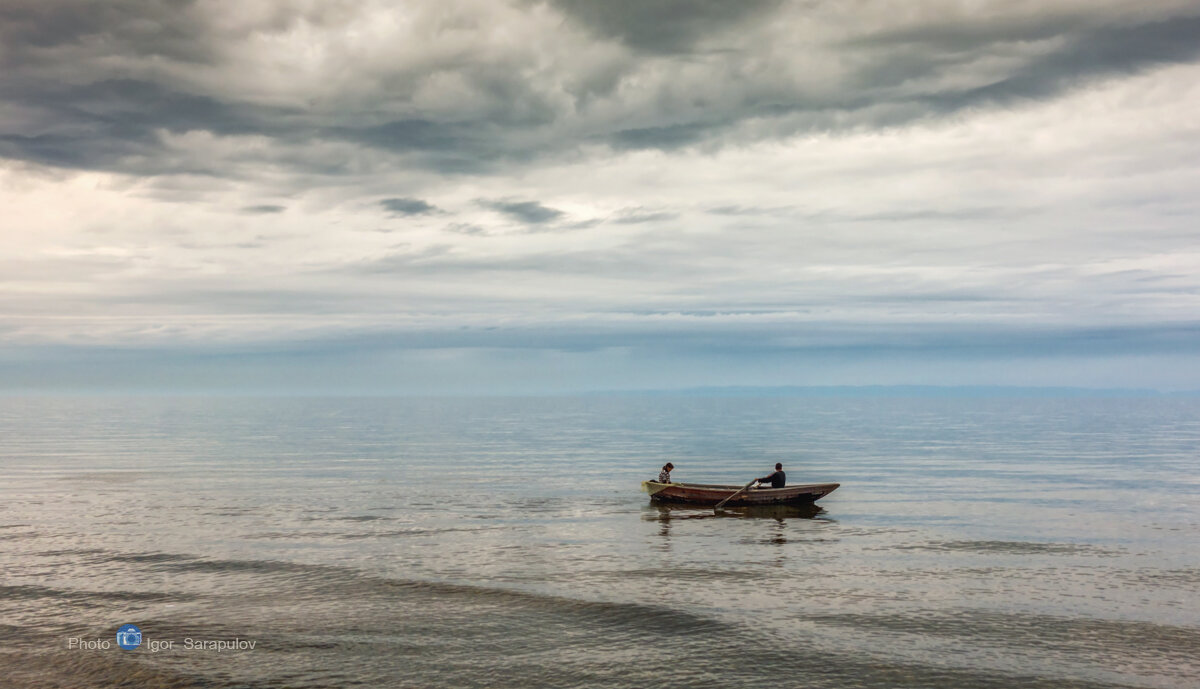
<box><xmin>0</xmin><ymin>2</ymin><xmax>554</xmax><ymax>175</ymax></box>
<box><xmin>546</xmin><ymin>0</ymin><xmax>784</xmax><ymax>54</ymax></box>
<box><xmin>909</xmin><ymin>16</ymin><xmax>1200</xmax><ymax>110</ymax></box>
<box><xmin>333</xmin><ymin>119</ymin><xmax>510</xmax><ymax>168</ymax></box>
<box><xmin>0</xmin><ymin>82</ymin><xmax>513</xmax><ymax>176</ymax></box>
<box><xmin>380</xmin><ymin>197</ymin><xmax>439</xmax><ymax>216</ymax></box>
<box><xmin>2</xmin><ymin>1</ymin><xmax>1200</xmax><ymax>179</ymax></box>
<box><xmin>481</xmin><ymin>200</ymin><xmax>565</xmax><ymax>225</ymax></box>
<box><xmin>608</xmin><ymin>123</ymin><xmax>718</xmax><ymax>152</ymax></box>
<box><xmin>599</xmin><ymin>11</ymin><xmax>1200</xmax><ymax>151</ymax></box>
<box><xmin>0</xmin><ymin>0</ymin><xmax>215</xmax><ymax>64</ymax></box>
<box><xmin>0</xmin><ymin>78</ymin><xmax>295</xmax><ymax>173</ymax></box>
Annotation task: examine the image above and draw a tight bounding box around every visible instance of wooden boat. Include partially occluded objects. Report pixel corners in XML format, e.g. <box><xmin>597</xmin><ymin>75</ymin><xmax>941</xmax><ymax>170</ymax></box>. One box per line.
<box><xmin>642</xmin><ymin>480</ymin><xmax>839</xmax><ymax>506</ymax></box>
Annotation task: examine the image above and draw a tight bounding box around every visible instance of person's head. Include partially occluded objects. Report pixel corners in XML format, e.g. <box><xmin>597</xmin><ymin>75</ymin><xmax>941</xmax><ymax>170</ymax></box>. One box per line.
<box><xmin>663</xmin><ymin>462</ymin><xmax>674</xmax><ymax>472</ymax></box>
<box><xmin>775</xmin><ymin>463</ymin><xmax>782</xmax><ymax>471</ymax></box>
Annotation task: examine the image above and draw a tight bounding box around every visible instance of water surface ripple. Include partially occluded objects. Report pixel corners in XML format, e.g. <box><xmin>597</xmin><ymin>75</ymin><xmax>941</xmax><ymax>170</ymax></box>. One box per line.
<box><xmin>2</xmin><ymin>396</ymin><xmax>1197</xmax><ymax>688</ymax></box>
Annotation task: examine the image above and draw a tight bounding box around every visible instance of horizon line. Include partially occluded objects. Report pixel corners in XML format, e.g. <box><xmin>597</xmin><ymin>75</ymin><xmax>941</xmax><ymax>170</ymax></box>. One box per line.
<box><xmin>2</xmin><ymin>384</ymin><xmax>1198</xmax><ymax>398</ymax></box>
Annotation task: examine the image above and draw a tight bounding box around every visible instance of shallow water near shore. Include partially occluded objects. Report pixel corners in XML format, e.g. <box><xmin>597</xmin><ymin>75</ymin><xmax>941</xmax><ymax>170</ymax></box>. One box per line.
<box><xmin>2</xmin><ymin>395</ymin><xmax>1198</xmax><ymax>688</ymax></box>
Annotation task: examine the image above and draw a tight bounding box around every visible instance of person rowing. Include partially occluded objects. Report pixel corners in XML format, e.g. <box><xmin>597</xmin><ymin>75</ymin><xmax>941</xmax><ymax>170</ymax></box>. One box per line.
<box><xmin>753</xmin><ymin>463</ymin><xmax>786</xmax><ymax>488</ymax></box>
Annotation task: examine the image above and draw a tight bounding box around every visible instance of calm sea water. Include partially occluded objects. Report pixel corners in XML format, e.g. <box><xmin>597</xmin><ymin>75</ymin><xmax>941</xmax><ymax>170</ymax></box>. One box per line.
<box><xmin>1</xmin><ymin>395</ymin><xmax>1198</xmax><ymax>688</ymax></box>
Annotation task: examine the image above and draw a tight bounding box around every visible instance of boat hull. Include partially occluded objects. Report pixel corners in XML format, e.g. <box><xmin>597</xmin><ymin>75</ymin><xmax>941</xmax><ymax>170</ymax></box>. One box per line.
<box><xmin>642</xmin><ymin>481</ymin><xmax>839</xmax><ymax>506</ymax></box>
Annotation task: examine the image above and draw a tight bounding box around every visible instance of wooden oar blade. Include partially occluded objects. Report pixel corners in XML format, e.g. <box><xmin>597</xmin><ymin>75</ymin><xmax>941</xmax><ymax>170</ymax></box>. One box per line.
<box><xmin>714</xmin><ymin>479</ymin><xmax>757</xmax><ymax>512</ymax></box>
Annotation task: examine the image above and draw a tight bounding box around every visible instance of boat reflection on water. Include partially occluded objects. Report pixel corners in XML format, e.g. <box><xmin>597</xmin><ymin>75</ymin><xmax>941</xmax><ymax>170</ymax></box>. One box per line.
<box><xmin>645</xmin><ymin>502</ymin><xmax>835</xmax><ymax>549</ymax></box>
<box><xmin>644</xmin><ymin>502</ymin><xmax>830</xmax><ymax>521</ymax></box>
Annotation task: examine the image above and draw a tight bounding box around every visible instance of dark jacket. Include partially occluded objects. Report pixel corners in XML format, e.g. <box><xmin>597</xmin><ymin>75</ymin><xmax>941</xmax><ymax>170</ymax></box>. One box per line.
<box><xmin>757</xmin><ymin>470</ymin><xmax>786</xmax><ymax>488</ymax></box>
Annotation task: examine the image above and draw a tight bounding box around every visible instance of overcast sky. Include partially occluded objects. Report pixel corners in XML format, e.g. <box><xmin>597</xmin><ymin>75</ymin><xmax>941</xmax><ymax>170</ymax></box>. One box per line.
<box><xmin>2</xmin><ymin>0</ymin><xmax>1199</xmax><ymax>393</ymax></box>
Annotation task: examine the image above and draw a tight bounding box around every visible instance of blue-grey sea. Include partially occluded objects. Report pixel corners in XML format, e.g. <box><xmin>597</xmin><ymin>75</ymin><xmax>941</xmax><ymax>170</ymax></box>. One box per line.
<box><xmin>2</xmin><ymin>395</ymin><xmax>1198</xmax><ymax>688</ymax></box>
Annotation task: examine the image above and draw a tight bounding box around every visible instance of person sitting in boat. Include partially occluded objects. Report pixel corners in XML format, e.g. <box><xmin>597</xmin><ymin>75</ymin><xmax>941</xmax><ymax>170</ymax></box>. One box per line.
<box><xmin>754</xmin><ymin>463</ymin><xmax>786</xmax><ymax>488</ymax></box>
<box><xmin>657</xmin><ymin>462</ymin><xmax>674</xmax><ymax>483</ymax></box>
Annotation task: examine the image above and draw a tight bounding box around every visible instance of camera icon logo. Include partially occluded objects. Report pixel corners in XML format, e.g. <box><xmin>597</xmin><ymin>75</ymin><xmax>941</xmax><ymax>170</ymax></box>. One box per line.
<box><xmin>116</xmin><ymin>624</ymin><xmax>142</xmax><ymax>650</ymax></box>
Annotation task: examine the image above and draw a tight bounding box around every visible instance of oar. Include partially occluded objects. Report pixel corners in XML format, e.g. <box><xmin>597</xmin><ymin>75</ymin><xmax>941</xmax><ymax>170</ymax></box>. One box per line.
<box><xmin>714</xmin><ymin>479</ymin><xmax>757</xmax><ymax>513</ymax></box>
